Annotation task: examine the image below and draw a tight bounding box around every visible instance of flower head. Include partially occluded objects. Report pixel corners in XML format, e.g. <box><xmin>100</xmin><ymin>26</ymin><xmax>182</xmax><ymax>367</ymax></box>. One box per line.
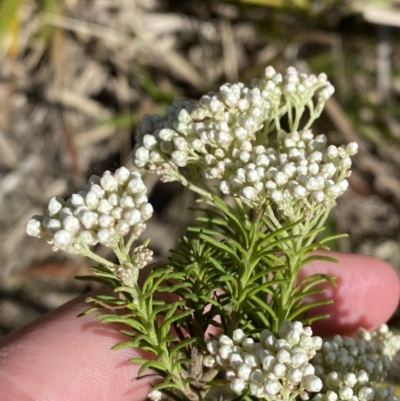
<box><xmin>26</xmin><ymin>168</ymin><xmax>153</xmax><ymax>253</ymax></box>
<box><xmin>311</xmin><ymin>325</ymin><xmax>400</xmax><ymax>401</ymax></box>
<box><xmin>204</xmin><ymin>321</ymin><xmax>323</xmax><ymax>399</ymax></box>
<box><xmin>132</xmin><ymin>66</ymin><xmax>356</xmax><ymax>218</ymax></box>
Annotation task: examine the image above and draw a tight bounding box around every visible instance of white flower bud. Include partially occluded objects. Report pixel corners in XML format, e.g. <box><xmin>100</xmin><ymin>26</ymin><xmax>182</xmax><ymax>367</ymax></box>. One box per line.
<box><xmin>274</xmin><ymin>171</ymin><xmax>288</xmax><ymax>186</ymax></box>
<box><xmin>207</xmin><ymin>340</ymin><xmax>220</xmax><ymax>355</ymax></box>
<box><xmin>326</xmin><ymin>391</ymin><xmax>339</xmax><ymax>401</ymax></box>
<box><xmin>243</xmin><ymin>353</ymin><xmax>258</xmax><ymax>367</ymax></box>
<box><xmin>140</xmin><ymin>203</ymin><xmax>154</xmax><ymax>221</ymax></box>
<box><xmin>273</xmin><ymin>362</ymin><xmax>286</xmax><ymax>377</ymax></box>
<box><xmin>43</xmin><ymin>218</ymin><xmax>62</xmax><ymax>233</ymax></box>
<box><xmin>346</xmin><ymin>142</ymin><xmax>358</xmax><ymax>156</ymax></box>
<box><xmin>293</xmin><ymin>185</ymin><xmax>307</xmax><ymax>199</ymax></box>
<box><xmin>219</xmin><ymin>335</ymin><xmax>233</xmax><ymax>347</ymax></box>
<box><xmin>100</xmin><ymin>171</ymin><xmax>119</xmax><ymax>192</ymax></box>
<box><xmin>128</xmin><ymin>177</ymin><xmax>147</xmax><ymax>195</ymax></box>
<box><xmin>271</xmin><ymin>190</ymin><xmax>283</xmax><ymax>203</ymax></box>
<box><xmin>135</xmin><ymin>147</ymin><xmax>149</xmax><ymax>164</ymax></box>
<box><xmin>48</xmin><ymin>197</ymin><xmax>64</xmax><ymax>216</ymax></box>
<box><xmin>264</xmin><ymin>379</ymin><xmax>281</xmax><ymax>395</ymax></box>
<box><xmin>115</xmin><ymin>221</ymin><xmax>130</xmax><ymax>236</ymax></box>
<box><xmin>339</xmin><ymin>386</ymin><xmax>353</xmax><ymax>400</ymax></box>
<box><xmin>85</xmin><ymin>191</ymin><xmax>100</xmax><ymax>209</ymax></box>
<box><xmin>143</xmin><ymin>134</ymin><xmax>158</xmax><ymax>150</ymax></box>
<box><xmin>97</xmin><ymin>228</ymin><xmax>115</xmax><ymax>246</ymax></box>
<box><xmin>63</xmin><ymin>216</ymin><xmax>80</xmax><ymax>233</ymax></box>
<box><xmin>148</xmin><ymin>390</ymin><xmax>163</xmax><ymax>401</ymax></box>
<box><xmin>242</xmin><ymin>337</ymin><xmax>255</xmax><ymax>351</ymax></box>
<box><xmin>71</xmin><ymin>194</ymin><xmax>85</xmax><ymax>207</ymax></box>
<box><xmin>276</xmin><ymin>349</ymin><xmax>291</xmax><ymax>364</ymax></box>
<box><xmin>344</xmin><ymin>373</ymin><xmax>357</xmax><ymax>387</ymax></box>
<box><xmin>238</xmin><ymin>363</ymin><xmax>252</xmax><ymax>381</ymax></box>
<box><xmin>261</xmin><ymin>355</ymin><xmax>276</xmax><ymax>371</ymax></box>
<box><xmin>99</xmin><ymin>214</ymin><xmax>115</xmax><ymax>229</ymax></box>
<box><xmin>26</xmin><ymin>217</ymin><xmax>44</xmax><ymax>237</ymax></box>
<box><xmin>125</xmin><ymin>209</ymin><xmax>142</xmax><ymax>226</ymax></box>
<box><xmin>231</xmin><ymin>378</ymin><xmax>245</xmax><ymax>393</ymax></box>
<box><xmin>304</xmin><ymin>375</ymin><xmax>323</xmax><ymax>392</ymax></box>
<box><xmin>53</xmin><ymin>230</ymin><xmax>73</xmax><ymax>249</ymax></box>
<box><xmin>359</xmin><ymin>387</ymin><xmax>375</xmax><ymax>401</ymax></box>
<box><xmin>114</xmin><ymin>167</ymin><xmax>130</xmax><ymax>184</ymax></box>
<box><xmin>288</xmin><ymin>367</ymin><xmax>303</xmax><ymax>384</ymax></box>
<box><xmin>219</xmin><ymin>345</ymin><xmax>232</xmax><ymax>360</ymax></box>
<box><xmin>230</xmin><ymin>353</ymin><xmax>243</xmax><ymax>368</ymax></box>
<box><xmin>111</xmin><ymin>207</ymin><xmax>123</xmax><ymax>220</ymax></box>
<box><xmin>301</xmin><ymin>363</ymin><xmax>315</xmax><ymax>376</ymax></box>
<box><xmin>232</xmin><ymin>329</ymin><xmax>246</xmax><ymax>343</ymax></box>
<box><xmin>203</xmin><ymin>355</ymin><xmax>216</xmax><ymax>368</ymax></box>
<box><xmin>250</xmin><ymin>369</ymin><xmax>264</xmax><ymax>383</ymax></box>
<box><xmin>120</xmin><ymin>196</ymin><xmax>135</xmax><ymax>209</ymax></box>
<box><xmin>241</xmin><ymin>186</ymin><xmax>257</xmax><ymax>201</ymax></box>
<box><xmin>81</xmin><ymin>211</ymin><xmax>99</xmax><ymax>229</ymax></box>
<box><xmin>80</xmin><ymin>230</ymin><xmax>97</xmax><ymax>245</ymax></box>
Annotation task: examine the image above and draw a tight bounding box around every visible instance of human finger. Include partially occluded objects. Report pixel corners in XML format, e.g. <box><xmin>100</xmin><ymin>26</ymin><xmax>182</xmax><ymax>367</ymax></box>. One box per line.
<box><xmin>298</xmin><ymin>251</ymin><xmax>400</xmax><ymax>336</ymax></box>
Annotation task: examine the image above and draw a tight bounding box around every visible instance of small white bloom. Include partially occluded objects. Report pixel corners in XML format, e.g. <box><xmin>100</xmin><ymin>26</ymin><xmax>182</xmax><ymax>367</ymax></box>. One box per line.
<box><xmin>100</xmin><ymin>171</ymin><xmax>119</xmax><ymax>192</ymax></box>
<box><xmin>26</xmin><ymin>217</ymin><xmax>44</xmax><ymax>237</ymax></box>
<box><xmin>304</xmin><ymin>375</ymin><xmax>323</xmax><ymax>392</ymax></box>
<box><xmin>53</xmin><ymin>230</ymin><xmax>73</xmax><ymax>249</ymax></box>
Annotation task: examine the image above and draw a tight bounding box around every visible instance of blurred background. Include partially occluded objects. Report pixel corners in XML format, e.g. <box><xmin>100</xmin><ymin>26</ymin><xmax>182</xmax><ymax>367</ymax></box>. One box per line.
<box><xmin>0</xmin><ymin>0</ymin><xmax>400</xmax><ymax>362</ymax></box>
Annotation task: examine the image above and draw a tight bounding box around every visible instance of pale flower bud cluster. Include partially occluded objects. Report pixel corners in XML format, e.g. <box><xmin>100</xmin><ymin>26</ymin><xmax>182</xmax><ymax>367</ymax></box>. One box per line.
<box><xmin>220</xmin><ymin>129</ymin><xmax>357</xmax><ymax>217</ymax></box>
<box><xmin>311</xmin><ymin>325</ymin><xmax>400</xmax><ymax>401</ymax></box>
<box><xmin>132</xmin><ymin>67</ymin><xmax>338</xmax><ymax>203</ymax></box>
<box><xmin>204</xmin><ymin>321</ymin><xmax>323</xmax><ymax>399</ymax></box>
<box><xmin>116</xmin><ymin>246</ymin><xmax>153</xmax><ymax>285</ymax></box>
<box><xmin>26</xmin><ymin>168</ymin><xmax>153</xmax><ymax>252</ymax></box>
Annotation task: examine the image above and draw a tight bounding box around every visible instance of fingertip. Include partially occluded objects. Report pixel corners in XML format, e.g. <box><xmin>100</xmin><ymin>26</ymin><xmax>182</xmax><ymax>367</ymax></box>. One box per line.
<box><xmin>0</xmin><ymin>292</ymin><xmax>152</xmax><ymax>401</ymax></box>
<box><xmin>299</xmin><ymin>251</ymin><xmax>400</xmax><ymax>336</ymax></box>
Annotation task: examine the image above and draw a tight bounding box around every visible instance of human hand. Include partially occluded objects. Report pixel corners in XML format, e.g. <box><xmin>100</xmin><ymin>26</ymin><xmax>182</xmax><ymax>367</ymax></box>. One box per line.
<box><xmin>0</xmin><ymin>252</ymin><xmax>399</xmax><ymax>401</ymax></box>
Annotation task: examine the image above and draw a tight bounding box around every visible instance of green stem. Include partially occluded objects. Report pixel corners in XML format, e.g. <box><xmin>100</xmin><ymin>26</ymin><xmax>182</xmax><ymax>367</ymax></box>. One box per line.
<box><xmin>169</xmin><ymin>170</ymin><xmax>213</xmax><ymax>201</ymax></box>
<box><xmin>80</xmin><ymin>247</ymin><xmax>116</xmax><ymax>270</ymax></box>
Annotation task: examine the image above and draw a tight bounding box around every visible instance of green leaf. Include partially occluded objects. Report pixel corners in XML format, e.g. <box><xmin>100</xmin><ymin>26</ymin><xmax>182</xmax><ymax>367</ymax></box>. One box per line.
<box><xmin>288</xmin><ymin>299</ymin><xmax>333</xmax><ymax>320</ymax></box>
<box><xmin>158</xmin><ymin>282</ymin><xmax>189</xmax><ymax>293</ymax></box>
<box><xmin>159</xmin><ymin>335</ymin><xmax>180</xmax><ymax>347</ymax></box>
<box><xmin>90</xmin><ymin>266</ymin><xmax>116</xmax><ymax>278</ymax></box>
<box><xmin>198</xmin><ymin>234</ymin><xmax>241</xmax><ymax>264</ymax></box>
<box><xmin>152</xmin><ymin>381</ymin><xmax>179</xmax><ymax>391</ymax></box>
<box><xmin>76</xmin><ymin>306</ymin><xmax>101</xmax><ymax>317</ymax></box>
<box><xmin>75</xmin><ymin>275</ymin><xmax>116</xmax><ymax>286</ymax></box>
<box><xmin>319</xmin><ymin>233</ymin><xmax>348</xmax><ymax>244</ymax></box>
<box><xmin>246</xmin><ymin>297</ymin><xmax>278</xmax><ymax>320</ymax></box>
<box><xmin>97</xmin><ymin>314</ymin><xmax>146</xmax><ymax>333</ymax></box>
<box><xmin>300</xmin><ymin>254</ymin><xmax>338</xmax><ymax>267</ymax></box>
<box><xmin>246</xmin><ymin>280</ymin><xmax>281</xmax><ymax>298</ymax></box>
<box><xmin>301</xmin><ymin>313</ymin><xmax>330</xmax><ymax>325</ymax></box>
<box><xmin>112</xmin><ymin>341</ymin><xmax>141</xmax><ymax>350</ymax></box>
<box><xmin>169</xmin><ymin>337</ymin><xmax>197</xmax><ymax>357</ymax></box>
<box><xmin>149</xmin><ymin>304</ymin><xmax>173</xmax><ymax>322</ymax></box>
<box><xmin>129</xmin><ymin>357</ymin><xmax>166</xmax><ymax>375</ymax></box>
<box><xmin>138</xmin><ymin>360</ymin><xmax>167</xmax><ymax>376</ymax></box>
<box><xmin>160</xmin><ymin>309</ymin><xmax>194</xmax><ymax>335</ymax></box>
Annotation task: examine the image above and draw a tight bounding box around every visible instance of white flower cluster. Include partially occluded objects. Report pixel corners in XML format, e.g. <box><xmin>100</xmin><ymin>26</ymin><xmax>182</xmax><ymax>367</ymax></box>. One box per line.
<box><xmin>219</xmin><ymin>129</ymin><xmax>357</xmax><ymax>217</ymax></box>
<box><xmin>132</xmin><ymin>66</ymin><xmax>356</xmax><ymax>216</ymax></box>
<box><xmin>311</xmin><ymin>325</ymin><xmax>400</xmax><ymax>401</ymax></box>
<box><xmin>26</xmin><ymin>168</ymin><xmax>153</xmax><ymax>252</ymax></box>
<box><xmin>204</xmin><ymin>321</ymin><xmax>323</xmax><ymax>399</ymax></box>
